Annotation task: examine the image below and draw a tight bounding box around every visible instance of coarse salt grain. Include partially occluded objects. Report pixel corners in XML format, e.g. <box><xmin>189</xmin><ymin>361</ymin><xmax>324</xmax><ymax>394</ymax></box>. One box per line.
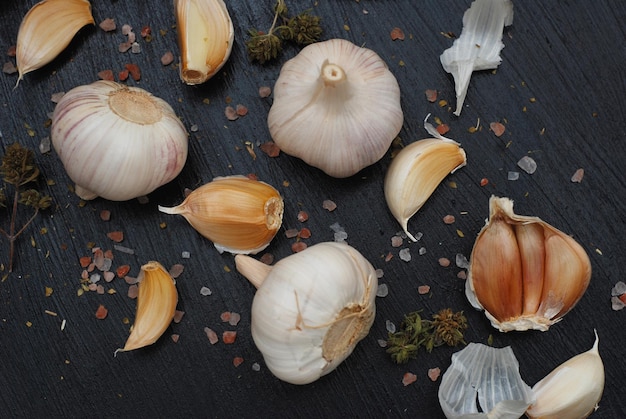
<box><xmin>507</xmin><ymin>171</ymin><xmax>520</xmax><ymax>181</ymax></box>
<box><xmin>443</xmin><ymin>214</ymin><xmax>455</xmax><ymax>224</ymax></box>
<box><xmin>322</xmin><ymin>199</ymin><xmax>337</xmax><ymax>211</ymax></box>
<box><xmin>428</xmin><ymin>367</ymin><xmax>441</xmax><ymax>382</ymax></box>
<box><xmin>376</xmin><ymin>283</ymin><xmax>389</xmax><ymax>297</ymax></box>
<box><xmin>402</xmin><ymin>372</ymin><xmax>417</xmax><ymax>386</ymax></box>
<box><xmin>127</xmin><ymin>284</ymin><xmax>138</xmax><ymax>299</ymax></box>
<box><xmin>252</xmin><ymin>362</ymin><xmax>261</xmax><ymax>371</ymax></box>
<box><xmin>258</xmin><ymin>86</ymin><xmax>271</xmax><ymax>98</ymax></box>
<box><xmin>455</xmin><ymin>253</ymin><xmax>469</xmax><ymax>269</ymax></box>
<box><xmin>518</xmin><ymin>156</ymin><xmax>537</xmax><ymax>174</ymax></box>
<box><xmin>204</xmin><ymin>327</ymin><xmax>219</xmax><ymax>344</ymax></box>
<box><xmin>391</xmin><ymin>235</ymin><xmax>403</xmax><ymax>247</ymax></box>
<box><xmin>200</xmin><ymin>286</ymin><xmax>212</xmax><ymax>296</ymax></box>
<box><xmin>169</xmin><ymin>264</ymin><xmax>184</xmax><ymax>278</ymax></box>
<box><xmin>571</xmin><ymin>168</ymin><xmax>584</xmax><ymax>183</ymax></box>
<box><xmin>377</xmin><ymin>339</ymin><xmax>388</xmax><ymax>348</ymax></box>
<box><xmin>418</xmin><ymin>247</ymin><xmax>427</xmax><ymax>256</ymax></box>
<box><xmin>182</xmin><ymin>251</ymin><xmax>190</xmax><ymax>258</ymax></box>
<box><xmin>174</xmin><ymin>310</ymin><xmax>185</xmax><ymax>323</ymax></box>
<box><xmin>399</xmin><ymin>248</ymin><xmax>411</xmax><ymax>262</ymax></box>
<box><xmin>385</xmin><ymin>320</ymin><xmax>396</xmax><ymax>333</ymax></box>
<box><xmin>375</xmin><ymin>268</ymin><xmax>384</xmax><ymax>279</ymax></box>
<box><xmin>229</xmin><ymin>312</ymin><xmax>241</xmax><ymax>326</ymax></box>
<box><xmin>418</xmin><ymin>285</ymin><xmax>430</xmax><ymax>295</ymax></box>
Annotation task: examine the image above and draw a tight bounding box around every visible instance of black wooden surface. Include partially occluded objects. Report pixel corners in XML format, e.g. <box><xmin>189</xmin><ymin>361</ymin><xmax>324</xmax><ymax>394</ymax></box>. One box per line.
<box><xmin>1</xmin><ymin>1</ymin><xmax>625</xmax><ymax>417</ymax></box>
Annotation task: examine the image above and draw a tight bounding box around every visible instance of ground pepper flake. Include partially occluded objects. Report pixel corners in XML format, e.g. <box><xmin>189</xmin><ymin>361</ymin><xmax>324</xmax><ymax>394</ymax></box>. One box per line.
<box><xmin>402</xmin><ymin>372</ymin><xmax>417</xmax><ymax>386</ymax></box>
<box><xmin>222</xmin><ymin>331</ymin><xmax>237</xmax><ymax>344</ymax></box>
<box><xmin>95</xmin><ymin>304</ymin><xmax>108</xmax><ymax>319</ymax></box>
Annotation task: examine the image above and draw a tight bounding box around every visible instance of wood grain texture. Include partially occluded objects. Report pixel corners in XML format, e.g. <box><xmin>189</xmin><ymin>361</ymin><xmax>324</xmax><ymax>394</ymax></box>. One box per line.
<box><xmin>0</xmin><ymin>1</ymin><xmax>624</xmax><ymax>417</ymax></box>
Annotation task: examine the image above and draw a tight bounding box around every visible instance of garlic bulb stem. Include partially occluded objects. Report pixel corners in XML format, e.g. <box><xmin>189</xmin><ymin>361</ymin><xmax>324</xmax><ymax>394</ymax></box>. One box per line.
<box><xmin>321</xmin><ymin>61</ymin><xmax>346</xmax><ymax>86</ymax></box>
<box><xmin>234</xmin><ymin>254</ymin><xmax>273</xmax><ymax>289</ymax></box>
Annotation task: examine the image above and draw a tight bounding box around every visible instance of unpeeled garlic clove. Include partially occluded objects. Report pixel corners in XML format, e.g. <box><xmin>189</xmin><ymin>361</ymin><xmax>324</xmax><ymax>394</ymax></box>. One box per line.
<box><xmin>158</xmin><ymin>176</ymin><xmax>284</xmax><ymax>255</ymax></box>
<box><xmin>466</xmin><ymin>196</ymin><xmax>592</xmax><ymax>331</ymax></box>
<box><xmin>235</xmin><ymin>242</ymin><xmax>377</xmax><ymax>385</ymax></box>
<box><xmin>117</xmin><ymin>261</ymin><xmax>178</xmax><ymax>353</ymax></box>
<box><xmin>15</xmin><ymin>0</ymin><xmax>95</xmax><ymax>87</ymax></box>
<box><xmin>526</xmin><ymin>331</ymin><xmax>604</xmax><ymax>419</ymax></box>
<box><xmin>268</xmin><ymin>38</ymin><xmax>403</xmax><ymax>178</ymax></box>
<box><xmin>384</xmin><ymin>137</ymin><xmax>466</xmax><ymax>241</ymax></box>
<box><xmin>174</xmin><ymin>0</ymin><xmax>234</xmax><ymax>85</ymax></box>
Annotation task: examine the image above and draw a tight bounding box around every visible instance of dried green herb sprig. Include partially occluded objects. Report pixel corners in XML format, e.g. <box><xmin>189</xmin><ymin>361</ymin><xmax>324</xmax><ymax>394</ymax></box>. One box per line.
<box><xmin>386</xmin><ymin>309</ymin><xmax>468</xmax><ymax>364</ymax></box>
<box><xmin>246</xmin><ymin>0</ymin><xmax>322</xmax><ymax>64</ymax></box>
<box><xmin>0</xmin><ymin>143</ymin><xmax>52</xmax><ymax>273</ymax></box>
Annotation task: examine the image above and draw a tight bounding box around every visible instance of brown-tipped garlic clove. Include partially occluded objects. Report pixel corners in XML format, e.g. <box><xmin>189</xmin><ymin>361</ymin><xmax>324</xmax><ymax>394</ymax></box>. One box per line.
<box><xmin>526</xmin><ymin>331</ymin><xmax>604</xmax><ymax>419</ymax></box>
<box><xmin>15</xmin><ymin>0</ymin><xmax>95</xmax><ymax>87</ymax></box>
<box><xmin>174</xmin><ymin>0</ymin><xmax>234</xmax><ymax>85</ymax></box>
<box><xmin>118</xmin><ymin>261</ymin><xmax>178</xmax><ymax>352</ymax></box>
<box><xmin>466</xmin><ymin>196</ymin><xmax>591</xmax><ymax>332</ymax></box>
<box><xmin>384</xmin><ymin>138</ymin><xmax>466</xmax><ymax>241</ymax></box>
<box><xmin>158</xmin><ymin>176</ymin><xmax>284</xmax><ymax>255</ymax></box>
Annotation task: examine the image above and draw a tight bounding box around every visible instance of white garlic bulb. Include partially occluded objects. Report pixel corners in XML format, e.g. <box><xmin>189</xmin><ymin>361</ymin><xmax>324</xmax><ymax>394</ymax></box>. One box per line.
<box><xmin>235</xmin><ymin>242</ymin><xmax>377</xmax><ymax>385</ymax></box>
<box><xmin>51</xmin><ymin>80</ymin><xmax>188</xmax><ymax>201</ymax></box>
<box><xmin>267</xmin><ymin>38</ymin><xmax>403</xmax><ymax>178</ymax></box>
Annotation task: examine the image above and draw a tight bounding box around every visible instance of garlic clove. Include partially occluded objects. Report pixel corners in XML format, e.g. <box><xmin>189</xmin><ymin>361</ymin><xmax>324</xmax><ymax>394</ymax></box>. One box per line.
<box><xmin>526</xmin><ymin>331</ymin><xmax>604</xmax><ymax>419</ymax></box>
<box><xmin>174</xmin><ymin>0</ymin><xmax>234</xmax><ymax>85</ymax></box>
<box><xmin>51</xmin><ymin>80</ymin><xmax>189</xmax><ymax>201</ymax></box>
<box><xmin>158</xmin><ymin>176</ymin><xmax>284</xmax><ymax>255</ymax></box>
<box><xmin>15</xmin><ymin>0</ymin><xmax>95</xmax><ymax>87</ymax></box>
<box><xmin>235</xmin><ymin>242</ymin><xmax>377</xmax><ymax>385</ymax></box>
<box><xmin>384</xmin><ymin>137</ymin><xmax>466</xmax><ymax>241</ymax></box>
<box><xmin>466</xmin><ymin>196</ymin><xmax>592</xmax><ymax>331</ymax></box>
<box><xmin>117</xmin><ymin>261</ymin><xmax>178</xmax><ymax>353</ymax></box>
<box><xmin>438</xmin><ymin>343</ymin><xmax>534</xmax><ymax>418</ymax></box>
<box><xmin>268</xmin><ymin>38</ymin><xmax>403</xmax><ymax>178</ymax></box>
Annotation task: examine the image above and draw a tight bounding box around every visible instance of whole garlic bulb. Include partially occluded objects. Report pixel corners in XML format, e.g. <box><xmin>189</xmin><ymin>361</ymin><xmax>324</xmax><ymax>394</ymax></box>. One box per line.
<box><xmin>235</xmin><ymin>242</ymin><xmax>377</xmax><ymax>385</ymax></box>
<box><xmin>466</xmin><ymin>196</ymin><xmax>592</xmax><ymax>332</ymax></box>
<box><xmin>51</xmin><ymin>80</ymin><xmax>188</xmax><ymax>201</ymax></box>
<box><xmin>268</xmin><ymin>38</ymin><xmax>403</xmax><ymax>178</ymax></box>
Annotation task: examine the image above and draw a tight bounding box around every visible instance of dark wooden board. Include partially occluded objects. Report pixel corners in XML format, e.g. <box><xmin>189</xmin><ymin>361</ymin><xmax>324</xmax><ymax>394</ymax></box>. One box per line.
<box><xmin>0</xmin><ymin>1</ymin><xmax>624</xmax><ymax>417</ymax></box>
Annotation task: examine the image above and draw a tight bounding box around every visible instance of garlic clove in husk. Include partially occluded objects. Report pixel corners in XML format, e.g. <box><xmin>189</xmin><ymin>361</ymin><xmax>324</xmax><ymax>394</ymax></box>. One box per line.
<box><xmin>174</xmin><ymin>0</ymin><xmax>234</xmax><ymax>85</ymax></box>
<box><xmin>384</xmin><ymin>134</ymin><xmax>466</xmax><ymax>242</ymax></box>
<box><xmin>51</xmin><ymin>80</ymin><xmax>188</xmax><ymax>201</ymax></box>
<box><xmin>526</xmin><ymin>331</ymin><xmax>604</xmax><ymax>419</ymax></box>
<box><xmin>117</xmin><ymin>261</ymin><xmax>178</xmax><ymax>353</ymax></box>
<box><xmin>158</xmin><ymin>176</ymin><xmax>284</xmax><ymax>255</ymax></box>
<box><xmin>438</xmin><ymin>343</ymin><xmax>534</xmax><ymax>418</ymax></box>
<box><xmin>466</xmin><ymin>196</ymin><xmax>591</xmax><ymax>332</ymax></box>
<box><xmin>235</xmin><ymin>242</ymin><xmax>377</xmax><ymax>385</ymax></box>
<box><xmin>15</xmin><ymin>0</ymin><xmax>95</xmax><ymax>87</ymax></box>
<box><xmin>268</xmin><ymin>38</ymin><xmax>403</xmax><ymax>178</ymax></box>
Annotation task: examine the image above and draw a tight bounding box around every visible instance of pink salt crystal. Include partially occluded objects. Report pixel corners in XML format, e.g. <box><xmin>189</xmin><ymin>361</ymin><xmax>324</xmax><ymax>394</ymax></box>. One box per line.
<box><xmin>127</xmin><ymin>32</ymin><xmax>136</xmax><ymax>44</ymax></box>
<box><xmin>96</xmin><ymin>285</ymin><xmax>105</xmax><ymax>294</ymax></box>
<box><xmin>127</xmin><ymin>284</ymin><xmax>138</xmax><ymax>299</ymax></box>
<box><xmin>285</xmin><ymin>228</ymin><xmax>299</xmax><ymax>239</ymax></box>
<box><xmin>571</xmin><ymin>168</ymin><xmax>584</xmax><ymax>183</ymax></box>
<box><xmin>235</xmin><ymin>104</ymin><xmax>248</xmax><ymax>116</ymax></box>
<box><xmin>457</xmin><ymin>270</ymin><xmax>467</xmax><ymax>280</ymax></box>
<box><xmin>258</xmin><ymin>86</ymin><xmax>271</xmax><ymax>98</ymax></box>
<box><xmin>418</xmin><ymin>285</ymin><xmax>431</xmax><ymax>295</ymax></box>
<box><xmin>124</xmin><ymin>276</ymin><xmax>139</xmax><ymax>285</ymax></box>
<box><xmin>443</xmin><ymin>214</ymin><xmax>456</xmax><ymax>224</ymax></box>
<box><xmin>121</xmin><ymin>24</ymin><xmax>133</xmax><ymax>36</ymax></box>
<box><xmin>259</xmin><ymin>253</ymin><xmax>274</xmax><ymax>265</ymax></box>
<box><xmin>204</xmin><ymin>327</ymin><xmax>219</xmax><ymax>344</ymax></box>
<box><xmin>118</xmin><ymin>42</ymin><xmax>132</xmax><ymax>53</ymax></box>
<box><xmin>438</xmin><ymin>257</ymin><xmax>451</xmax><ymax>267</ymax></box>
<box><xmin>402</xmin><ymin>372</ymin><xmax>417</xmax><ymax>386</ymax></box>
<box><xmin>228</xmin><ymin>312</ymin><xmax>241</xmax><ymax>326</ymax></box>
<box><xmin>169</xmin><ymin>264</ymin><xmax>184</xmax><ymax>279</ymax></box>
<box><xmin>173</xmin><ymin>310</ymin><xmax>185</xmax><ymax>323</ymax></box>
<box><xmin>171</xmin><ymin>334</ymin><xmax>180</xmax><ymax>343</ymax></box>
<box><xmin>322</xmin><ymin>199</ymin><xmax>337</xmax><ymax>211</ymax></box>
<box><xmin>88</xmin><ymin>283</ymin><xmax>98</xmax><ymax>291</ymax></box>
<box><xmin>2</xmin><ymin>62</ymin><xmax>16</xmax><ymax>75</ymax></box>
<box><xmin>100</xmin><ymin>210</ymin><xmax>111</xmax><ymax>221</ymax></box>
<box><xmin>428</xmin><ymin>367</ymin><xmax>441</xmax><ymax>382</ymax></box>
<box><xmin>490</xmin><ymin>122</ymin><xmax>506</xmax><ymax>137</ymax></box>
<box><xmin>81</xmin><ymin>270</ymin><xmax>89</xmax><ymax>280</ymax></box>
<box><xmin>220</xmin><ymin>311</ymin><xmax>231</xmax><ymax>322</ymax></box>
<box><xmin>233</xmin><ymin>357</ymin><xmax>244</xmax><ymax>367</ymax></box>
<box><xmin>425</xmin><ymin>89</ymin><xmax>438</xmax><ymax>103</ymax></box>
<box><xmin>103</xmin><ymin>271</ymin><xmax>115</xmax><ymax>282</ymax></box>
<box><xmin>225</xmin><ymin>106</ymin><xmax>239</xmax><ymax>121</ymax></box>
<box><xmin>99</xmin><ymin>18</ymin><xmax>116</xmax><ymax>32</ymax></box>
<box><xmin>50</xmin><ymin>91</ymin><xmax>65</xmax><ymax>103</ymax></box>
<box><xmin>391</xmin><ymin>235</ymin><xmax>403</xmax><ymax>248</ymax></box>
<box><xmin>161</xmin><ymin>51</ymin><xmax>174</xmax><ymax>66</ymax></box>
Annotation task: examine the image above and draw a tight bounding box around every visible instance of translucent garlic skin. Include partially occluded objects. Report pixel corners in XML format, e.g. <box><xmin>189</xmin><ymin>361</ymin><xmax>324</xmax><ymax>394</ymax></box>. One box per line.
<box><xmin>466</xmin><ymin>196</ymin><xmax>592</xmax><ymax>332</ymax></box>
<box><xmin>268</xmin><ymin>38</ymin><xmax>403</xmax><ymax>178</ymax></box>
<box><xmin>51</xmin><ymin>81</ymin><xmax>188</xmax><ymax>201</ymax></box>
<box><xmin>243</xmin><ymin>242</ymin><xmax>377</xmax><ymax>385</ymax></box>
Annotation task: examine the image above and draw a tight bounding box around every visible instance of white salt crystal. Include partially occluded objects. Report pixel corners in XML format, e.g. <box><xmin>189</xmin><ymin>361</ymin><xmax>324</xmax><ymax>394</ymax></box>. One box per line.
<box><xmin>334</xmin><ymin>231</ymin><xmax>348</xmax><ymax>242</ymax></box>
<box><xmin>399</xmin><ymin>248</ymin><xmax>411</xmax><ymax>262</ymax></box>
<box><xmin>89</xmin><ymin>273</ymin><xmax>101</xmax><ymax>283</ymax></box>
<box><xmin>376</xmin><ymin>283</ymin><xmax>389</xmax><ymax>297</ymax></box>
<box><xmin>39</xmin><ymin>137</ymin><xmax>51</xmax><ymax>154</ymax></box>
<box><xmin>377</xmin><ymin>339</ymin><xmax>388</xmax><ymax>348</ymax></box>
<box><xmin>130</xmin><ymin>42</ymin><xmax>141</xmax><ymax>54</ymax></box>
<box><xmin>182</xmin><ymin>251</ymin><xmax>191</xmax><ymax>258</ymax></box>
<box><xmin>252</xmin><ymin>362</ymin><xmax>261</xmax><ymax>371</ymax></box>
<box><xmin>329</xmin><ymin>222</ymin><xmax>344</xmax><ymax>233</ymax></box>
<box><xmin>385</xmin><ymin>320</ymin><xmax>396</xmax><ymax>333</ymax></box>
<box><xmin>456</xmin><ymin>253</ymin><xmax>470</xmax><ymax>269</ymax></box>
<box><xmin>102</xmin><ymin>258</ymin><xmax>113</xmax><ymax>272</ymax></box>
<box><xmin>508</xmin><ymin>171</ymin><xmax>520</xmax><ymax>181</ymax></box>
<box><xmin>375</xmin><ymin>268</ymin><xmax>384</xmax><ymax>279</ymax></box>
<box><xmin>611</xmin><ymin>296</ymin><xmax>625</xmax><ymax>311</ymax></box>
<box><xmin>517</xmin><ymin>156</ymin><xmax>537</xmax><ymax>174</ymax></box>
<box><xmin>114</xmin><ymin>244</ymin><xmax>135</xmax><ymax>254</ymax></box>
<box><xmin>200</xmin><ymin>286</ymin><xmax>212</xmax><ymax>296</ymax></box>
<box><xmin>418</xmin><ymin>247</ymin><xmax>427</xmax><ymax>255</ymax></box>
<box><xmin>611</xmin><ymin>281</ymin><xmax>626</xmax><ymax>296</ymax></box>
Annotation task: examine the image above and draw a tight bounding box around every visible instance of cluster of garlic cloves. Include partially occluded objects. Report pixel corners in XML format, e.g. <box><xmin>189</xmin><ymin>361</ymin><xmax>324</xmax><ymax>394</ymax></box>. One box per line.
<box><xmin>117</xmin><ymin>261</ymin><xmax>178</xmax><ymax>353</ymax></box>
<box><xmin>158</xmin><ymin>176</ymin><xmax>284</xmax><ymax>255</ymax></box>
<box><xmin>235</xmin><ymin>242</ymin><xmax>377</xmax><ymax>385</ymax></box>
<box><xmin>15</xmin><ymin>0</ymin><xmax>95</xmax><ymax>87</ymax></box>
<box><xmin>174</xmin><ymin>0</ymin><xmax>234</xmax><ymax>85</ymax></box>
<box><xmin>51</xmin><ymin>81</ymin><xmax>189</xmax><ymax>201</ymax></box>
<box><xmin>466</xmin><ymin>196</ymin><xmax>592</xmax><ymax>332</ymax></box>
<box><xmin>268</xmin><ymin>38</ymin><xmax>403</xmax><ymax>178</ymax></box>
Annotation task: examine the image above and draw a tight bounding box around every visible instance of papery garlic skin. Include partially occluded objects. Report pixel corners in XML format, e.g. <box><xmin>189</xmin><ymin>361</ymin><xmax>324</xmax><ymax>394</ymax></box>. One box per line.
<box><xmin>159</xmin><ymin>176</ymin><xmax>284</xmax><ymax>255</ymax></box>
<box><xmin>526</xmin><ymin>331</ymin><xmax>604</xmax><ymax>419</ymax></box>
<box><xmin>15</xmin><ymin>0</ymin><xmax>95</xmax><ymax>87</ymax></box>
<box><xmin>438</xmin><ymin>343</ymin><xmax>534</xmax><ymax>418</ymax></box>
<box><xmin>235</xmin><ymin>242</ymin><xmax>377</xmax><ymax>385</ymax></box>
<box><xmin>440</xmin><ymin>0</ymin><xmax>514</xmax><ymax>116</ymax></box>
<box><xmin>51</xmin><ymin>81</ymin><xmax>188</xmax><ymax>201</ymax></box>
<box><xmin>268</xmin><ymin>38</ymin><xmax>403</xmax><ymax>178</ymax></box>
<box><xmin>174</xmin><ymin>0</ymin><xmax>234</xmax><ymax>85</ymax></box>
<box><xmin>384</xmin><ymin>137</ymin><xmax>466</xmax><ymax>241</ymax></box>
<box><xmin>466</xmin><ymin>196</ymin><xmax>591</xmax><ymax>332</ymax></box>
<box><xmin>117</xmin><ymin>261</ymin><xmax>178</xmax><ymax>352</ymax></box>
